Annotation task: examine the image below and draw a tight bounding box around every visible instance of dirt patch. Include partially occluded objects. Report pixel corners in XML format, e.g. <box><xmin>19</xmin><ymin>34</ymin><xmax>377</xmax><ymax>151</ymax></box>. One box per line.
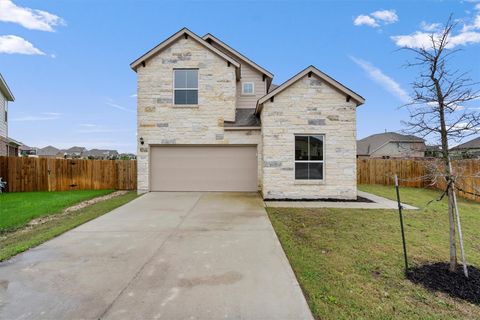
<box><xmin>21</xmin><ymin>191</ymin><xmax>127</xmax><ymax>231</ymax></box>
<box><xmin>407</xmin><ymin>262</ymin><xmax>480</xmax><ymax>305</ymax></box>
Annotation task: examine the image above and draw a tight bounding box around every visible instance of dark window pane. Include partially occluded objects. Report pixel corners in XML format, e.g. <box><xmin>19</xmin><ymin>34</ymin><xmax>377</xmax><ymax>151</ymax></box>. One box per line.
<box><xmin>174</xmin><ymin>70</ymin><xmax>187</xmax><ymax>89</ymax></box>
<box><xmin>309</xmin><ymin>163</ymin><xmax>323</xmax><ymax>180</ymax></box>
<box><xmin>309</xmin><ymin>135</ymin><xmax>324</xmax><ymax>160</ymax></box>
<box><xmin>186</xmin><ymin>70</ymin><xmax>198</xmax><ymax>88</ymax></box>
<box><xmin>174</xmin><ymin>90</ymin><xmax>187</xmax><ymax>104</ymax></box>
<box><xmin>295</xmin><ymin>136</ymin><xmax>309</xmax><ymax>160</ymax></box>
<box><xmin>295</xmin><ymin>163</ymin><xmax>308</xmax><ymax>180</ymax></box>
<box><xmin>186</xmin><ymin>90</ymin><xmax>198</xmax><ymax>104</ymax></box>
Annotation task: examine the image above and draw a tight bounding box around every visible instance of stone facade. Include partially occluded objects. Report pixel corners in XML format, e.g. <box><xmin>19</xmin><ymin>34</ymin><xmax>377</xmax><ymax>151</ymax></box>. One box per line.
<box><xmin>261</xmin><ymin>75</ymin><xmax>357</xmax><ymax>199</ymax></box>
<box><xmin>136</xmin><ymin>37</ymin><xmax>261</xmax><ymax>192</ymax></box>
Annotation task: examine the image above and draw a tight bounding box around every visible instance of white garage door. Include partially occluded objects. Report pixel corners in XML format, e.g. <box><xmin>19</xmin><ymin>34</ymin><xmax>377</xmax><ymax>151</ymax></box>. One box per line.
<box><xmin>150</xmin><ymin>146</ymin><xmax>258</xmax><ymax>192</ymax></box>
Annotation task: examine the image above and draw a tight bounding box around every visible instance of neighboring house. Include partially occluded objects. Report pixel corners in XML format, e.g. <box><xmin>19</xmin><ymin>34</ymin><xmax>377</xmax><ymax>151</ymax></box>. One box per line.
<box><xmin>37</xmin><ymin>145</ymin><xmax>61</xmax><ymax>158</ymax></box>
<box><xmin>450</xmin><ymin>137</ymin><xmax>480</xmax><ymax>159</ymax></box>
<box><xmin>19</xmin><ymin>144</ymin><xmax>37</xmax><ymax>156</ymax></box>
<box><xmin>62</xmin><ymin>146</ymin><xmax>87</xmax><ymax>158</ymax></box>
<box><xmin>131</xmin><ymin>28</ymin><xmax>364</xmax><ymax>199</ymax></box>
<box><xmin>357</xmin><ymin>132</ymin><xmax>426</xmax><ymax>159</ymax></box>
<box><xmin>0</xmin><ymin>74</ymin><xmax>15</xmax><ymax>157</ymax></box>
<box><xmin>83</xmin><ymin>149</ymin><xmax>119</xmax><ymax>159</ymax></box>
<box><xmin>425</xmin><ymin>145</ymin><xmax>442</xmax><ymax>158</ymax></box>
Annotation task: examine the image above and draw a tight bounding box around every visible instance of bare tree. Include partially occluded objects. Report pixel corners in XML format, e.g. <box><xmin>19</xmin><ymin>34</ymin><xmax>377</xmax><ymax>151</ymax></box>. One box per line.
<box><xmin>402</xmin><ymin>16</ymin><xmax>480</xmax><ymax>274</ymax></box>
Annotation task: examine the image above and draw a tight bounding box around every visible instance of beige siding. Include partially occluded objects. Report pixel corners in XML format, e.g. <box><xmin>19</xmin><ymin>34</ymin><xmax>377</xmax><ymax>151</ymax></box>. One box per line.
<box><xmin>0</xmin><ymin>93</ymin><xmax>7</xmax><ymax>156</ymax></box>
<box><xmin>261</xmin><ymin>75</ymin><xmax>357</xmax><ymax>199</ymax></box>
<box><xmin>210</xmin><ymin>42</ymin><xmax>267</xmax><ymax>109</ymax></box>
<box><xmin>0</xmin><ymin>93</ymin><xmax>6</xmax><ymax>139</ymax></box>
<box><xmin>371</xmin><ymin>142</ymin><xmax>425</xmax><ymax>158</ymax></box>
<box><xmin>136</xmin><ymin>37</ymin><xmax>261</xmax><ymax>193</ymax></box>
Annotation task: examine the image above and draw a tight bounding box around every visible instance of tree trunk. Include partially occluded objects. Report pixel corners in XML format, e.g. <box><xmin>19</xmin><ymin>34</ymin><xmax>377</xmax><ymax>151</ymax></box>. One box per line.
<box><xmin>447</xmin><ymin>184</ymin><xmax>457</xmax><ymax>272</ymax></box>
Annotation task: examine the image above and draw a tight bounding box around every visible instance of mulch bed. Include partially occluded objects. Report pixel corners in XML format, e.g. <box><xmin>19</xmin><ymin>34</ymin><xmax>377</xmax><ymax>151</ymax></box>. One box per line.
<box><xmin>264</xmin><ymin>196</ymin><xmax>374</xmax><ymax>203</ymax></box>
<box><xmin>407</xmin><ymin>262</ymin><xmax>480</xmax><ymax>305</ymax></box>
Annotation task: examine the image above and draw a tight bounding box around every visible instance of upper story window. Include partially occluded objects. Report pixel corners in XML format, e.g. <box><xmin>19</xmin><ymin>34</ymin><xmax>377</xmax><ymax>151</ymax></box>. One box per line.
<box><xmin>174</xmin><ymin>69</ymin><xmax>198</xmax><ymax>105</ymax></box>
<box><xmin>242</xmin><ymin>82</ymin><xmax>254</xmax><ymax>95</ymax></box>
<box><xmin>295</xmin><ymin>135</ymin><xmax>324</xmax><ymax>180</ymax></box>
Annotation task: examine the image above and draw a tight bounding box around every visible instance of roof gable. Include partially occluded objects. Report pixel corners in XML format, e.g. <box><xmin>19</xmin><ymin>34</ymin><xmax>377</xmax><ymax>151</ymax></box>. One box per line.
<box><xmin>202</xmin><ymin>33</ymin><xmax>274</xmax><ymax>81</ymax></box>
<box><xmin>130</xmin><ymin>28</ymin><xmax>240</xmax><ymax>72</ymax></box>
<box><xmin>451</xmin><ymin>137</ymin><xmax>480</xmax><ymax>150</ymax></box>
<box><xmin>255</xmin><ymin>65</ymin><xmax>365</xmax><ymax>114</ymax></box>
<box><xmin>0</xmin><ymin>73</ymin><xmax>14</xmax><ymax>101</ymax></box>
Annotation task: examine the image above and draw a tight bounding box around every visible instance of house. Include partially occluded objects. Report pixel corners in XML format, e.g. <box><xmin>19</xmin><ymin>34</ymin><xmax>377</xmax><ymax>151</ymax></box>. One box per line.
<box><xmin>131</xmin><ymin>28</ymin><xmax>364</xmax><ymax>199</ymax></box>
<box><xmin>357</xmin><ymin>132</ymin><xmax>426</xmax><ymax>159</ymax></box>
<box><xmin>83</xmin><ymin>149</ymin><xmax>119</xmax><ymax>159</ymax></box>
<box><xmin>425</xmin><ymin>145</ymin><xmax>443</xmax><ymax>158</ymax></box>
<box><xmin>37</xmin><ymin>145</ymin><xmax>61</xmax><ymax>158</ymax></box>
<box><xmin>0</xmin><ymin>74</ymin><xmax>15</xmax><ymax>157</ymax></box>
<box><xmin>450</xmin><ymin>137</ymin><xmax>480</xmax><ymax>159</ymax></box>
<box><xmin>19</xmin><ymin>143</ymin><xmax>37</xmax><ymax>156</ymax></box>
<box><xmin>62</xmin><ymin>146</ymin><xmax>87</xmax><ymax>158</ymax></box>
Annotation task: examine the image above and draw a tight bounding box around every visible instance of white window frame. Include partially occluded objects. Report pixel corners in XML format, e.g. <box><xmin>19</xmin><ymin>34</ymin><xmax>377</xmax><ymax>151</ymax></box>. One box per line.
<box><xmin>173</xmin><ymin>69</ymin><xmax>199</xmax><ymax>105</ymax></box>
<box><xmin>294</xmin><ymin>134</ymin><xmax>325</xmax><ymax>181</ymax></box>
<box><xmin>241</xmin><ymin>82</ymin><xmax>255</xmax><ymax>95</ymax></box>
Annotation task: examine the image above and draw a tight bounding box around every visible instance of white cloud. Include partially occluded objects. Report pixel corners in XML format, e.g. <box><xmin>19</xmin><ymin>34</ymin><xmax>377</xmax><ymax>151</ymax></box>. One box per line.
<box><xmin>0</xmin><ymin>35</ymin><xmax>44</xmax><ymax>55</ymax></box>
<box><xmin>0</xmin><ymin>0</ymin><xmax>65</xmax><ymax>32</ymax></box>
<box><xmin>350</xmin><ymin>56</ymin><xmax>410</xmax><ymax>103</ymax></box>
<box><xmin>130</xmin><ymin>94</ymin><xmax>137</xmax><ymax>98</ymax></box>
<box><xmin>393</xmin><ymin>3</ymin><xmax>480</xmax><ymax>49</ymax></box>
<box><xmin>106</xmin><ymin>99</ymin><xmax>135</xmax><ymax>113</ymax></box>
<box><xmin>371</xmin><ymin>10</ymin><xmax>398</xmax><ymax>24</ymax></box>
<box><xmin>391</xmin><ymin>30</ymin><xmax>480</xmax><ymax>48</ymax></box>
<box><xmin>354</xmin><ymin>15</ymin><xmax>379</xmax><ymax>27</ymax></box>
<box><xmin>353</xmin><ymin>9</ymin><xmax>398</xmax><ymax>28</ymax></box>
<box><xmin>11</xmin><ymin>112</ymin><xmax>61</xmax><ymax>121</ymax></box>
<box><xmin>420</xmin><ymin>21</ymin><xmax>441</xmax><ymax>32</ymax></box>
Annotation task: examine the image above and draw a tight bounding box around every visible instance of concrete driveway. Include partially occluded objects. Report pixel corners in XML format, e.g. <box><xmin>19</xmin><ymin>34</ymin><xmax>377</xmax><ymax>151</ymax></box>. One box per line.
<box><xmin>0</xmin><ymin>192</ymin><xmax>313</xmax><ymax>320</ymax></box>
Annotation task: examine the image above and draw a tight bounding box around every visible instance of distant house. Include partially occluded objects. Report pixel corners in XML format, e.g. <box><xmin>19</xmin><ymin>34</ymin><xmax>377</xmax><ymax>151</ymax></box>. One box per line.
<box><xmin>83</xmin><ymin>149</ymin><xmax>119</xmax><ymax>160</ymax></box>
<box><xmin>0</xmin><ymin>74</ymin><xmax>16</xmax><ymax>157</ymax></box>
<box><xmin>19</xmin><ymin>144</ymin><xmax>37</xmax><ymax>156</ymax></box>
<box><xmin>425</xmin><ymin>145</ymin><xmax>443</xmax><ymax>158</ymax></box>
<box><xmin>62</xmin><ymin>146</ymin><xmax>87</xmax><ymax>158</ymax></box>
<box><xmin>37</xmin><ymin>146</ymin><xmax>61</xmax><ymax>158</ymax></box>
<box><xmin>450</xmin><ymin>137</ymin><xmax>480</xmax><ymax>159</ymax></box>
<box><xmin>357</xmin><ymin>132</ymin><xmax>426</xmax><ymax>159</ymax></box>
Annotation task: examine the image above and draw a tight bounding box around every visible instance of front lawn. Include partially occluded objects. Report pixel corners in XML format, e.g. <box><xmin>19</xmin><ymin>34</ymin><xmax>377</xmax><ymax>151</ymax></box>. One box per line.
<box><xmin>0</xmin><ymin>191</ymin><xmax>138</xmax><ymax>261</ymax></box>
<box><xmin>267</xmin><ymin>185</ymin><xmax>480</xmax><ymax>319</ymax></box>
<box><xmin>0</xmin><ymin>190</ymin><xmax>113</xmax><ymax>233</ymax></box>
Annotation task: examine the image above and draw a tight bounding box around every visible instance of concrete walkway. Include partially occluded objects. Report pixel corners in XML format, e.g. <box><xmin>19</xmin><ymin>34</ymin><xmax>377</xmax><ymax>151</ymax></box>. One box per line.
<box><xmin>0</xmin><ymin>192</ymin><xmax>313</xmax><ymax>320</ymax></box>
<box><xmin>265</xmin><ymin>191</ymin><xmax>418</xmax><ymax>210</ymax></box>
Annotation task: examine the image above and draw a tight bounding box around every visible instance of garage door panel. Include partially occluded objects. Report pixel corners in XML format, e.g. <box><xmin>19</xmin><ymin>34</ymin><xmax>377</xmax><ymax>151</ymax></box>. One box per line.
<box><xmin>150</xmin><ymin>146</ymin><xmax>258</xmax><ymax>192</ymax></box>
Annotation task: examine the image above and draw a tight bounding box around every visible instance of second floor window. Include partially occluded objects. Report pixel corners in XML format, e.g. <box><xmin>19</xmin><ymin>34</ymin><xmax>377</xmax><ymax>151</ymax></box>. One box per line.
<box><xmin>174</xmin><ymin>69</ymin><xmax>198</xmax><ymax>105</ymax></box>
<box><xmin>242</xmin><ymin>82</ymin><xmax>254</xmax><ymax>95</ymax></box>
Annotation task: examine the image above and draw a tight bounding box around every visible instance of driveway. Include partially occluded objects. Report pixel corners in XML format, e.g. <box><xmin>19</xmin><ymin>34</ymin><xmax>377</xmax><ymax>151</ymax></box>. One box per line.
<box><xmin>0</xmin><ymin>192</ymin><xmax>313</xmax><ymax>320</ymax></box>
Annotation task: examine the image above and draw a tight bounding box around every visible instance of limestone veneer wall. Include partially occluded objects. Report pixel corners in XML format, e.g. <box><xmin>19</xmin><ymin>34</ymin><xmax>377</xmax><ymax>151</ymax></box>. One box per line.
<box><xmin>261</xmin><ymin>75</ymin><xmax>357</xmax><ymax>199</ymax></box>
<box><xmin>136</xmin><ymin>37</ymin><xmax>260</xmax><ymax>192</ymax></box>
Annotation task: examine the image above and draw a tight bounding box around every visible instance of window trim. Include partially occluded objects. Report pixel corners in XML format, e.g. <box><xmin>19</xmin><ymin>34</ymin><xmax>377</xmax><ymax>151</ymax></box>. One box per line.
<box><xmin>173</xmin><ymin>68</ymin><xmax>199</xmax><ymax>105</ymax></box>
<box><xmin>241</xmin><ymin>82</ymin><xmax>255</xmax><ymax>95</ymax></box>
<box><xmin>294</xmin><ymin>134</ymin><xmax>325</xmax><ymax>181</ymax></box>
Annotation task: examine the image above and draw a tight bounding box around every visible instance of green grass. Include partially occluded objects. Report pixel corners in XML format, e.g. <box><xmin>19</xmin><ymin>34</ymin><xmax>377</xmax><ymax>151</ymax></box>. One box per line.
<box><xmin>0</xmin><ymin>190</ymin><xmax>114</xmax><ymax>232</ymax></box>
<box><xmin>267</xmin><ymin>185</ymin><xmax>480</xmax><ymax>320</ymax></box>
<box><xmin>0</xmin><ymin>191</ymin><xmax>138</xmax><ymax>261</ymax></box>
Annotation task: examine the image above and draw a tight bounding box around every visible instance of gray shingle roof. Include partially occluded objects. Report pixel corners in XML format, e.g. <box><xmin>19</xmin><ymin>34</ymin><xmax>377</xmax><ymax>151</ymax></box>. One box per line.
<box><xmin>224</xmin><ymin>109</ymin><xmax>260</xmax><ymax>127</ymax></box>
<box><xmin>451</xmin><ymin>137</ymin><xmax>480</xmax><ymax>150</ymax></box>
<box><xmin>357</xmin><ymin>132</ymin><xmax>424</xmax><ymax>156</ymax></box>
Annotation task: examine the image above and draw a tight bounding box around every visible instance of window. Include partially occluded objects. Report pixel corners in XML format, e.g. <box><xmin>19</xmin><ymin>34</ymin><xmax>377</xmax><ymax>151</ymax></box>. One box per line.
<box><xmin>295</xmin><ymin>135</ymin><xmax>324</xmax><ymax>180</ymax></box>
<box><xmin>242</xmin><ymin>82</ymin><xmax>254</xmax><ymax>95</ymax></box>
<box><xmin>174</xmin><ymin>69</ymin><xmax>198</xmax><ymax>105</ymax></box>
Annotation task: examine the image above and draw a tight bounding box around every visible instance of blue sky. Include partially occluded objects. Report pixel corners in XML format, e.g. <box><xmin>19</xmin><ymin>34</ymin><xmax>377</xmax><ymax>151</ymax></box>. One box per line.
<box><xmin>0</xmin><ymin>0</ymin><xmax>479</xmax><ymax>153</ymax></box>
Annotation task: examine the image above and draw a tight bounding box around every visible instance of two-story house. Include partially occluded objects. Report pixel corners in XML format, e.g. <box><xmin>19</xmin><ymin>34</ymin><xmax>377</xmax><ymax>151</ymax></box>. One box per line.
<box><xmin>131</xmin><ymin>28</ymin><xmax>364</xmax><ymax>199</ymax></box>
<box><xmin>0</xmin><ymin>74</ymin><xmax>15</xmax><ymax>157</ymax></box>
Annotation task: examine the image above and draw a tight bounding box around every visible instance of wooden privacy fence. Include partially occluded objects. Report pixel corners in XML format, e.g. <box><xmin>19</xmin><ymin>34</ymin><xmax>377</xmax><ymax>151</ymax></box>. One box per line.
<box><xmin>0</xmin><ymin>156</ymin><xmax>137</xmax><ymax>192</ymax></box>
<box><xmin>357</xmin><ymin>158</ymin><xmax>480</xmax><ymax>202</ymax></box>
